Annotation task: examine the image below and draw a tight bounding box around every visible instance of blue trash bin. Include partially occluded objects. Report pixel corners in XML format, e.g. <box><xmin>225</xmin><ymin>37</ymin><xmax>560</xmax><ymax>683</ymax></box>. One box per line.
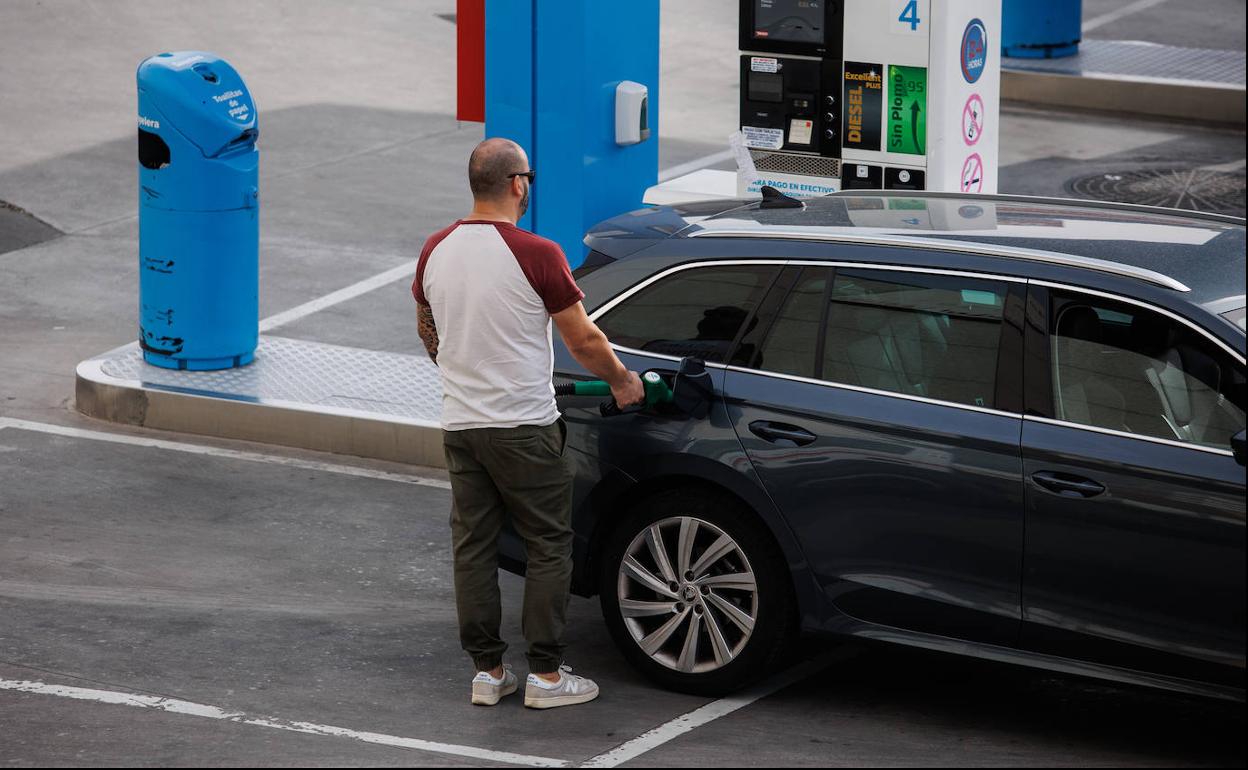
<box><xmin>1002</xmin><ymin>0</ymin><xmax>1082</xmax><ymax>59</ymax></box>
<box><xmin>136</xmin><ymin>51</ymin><xmax>259</xmax><ymax>370</ymax></box>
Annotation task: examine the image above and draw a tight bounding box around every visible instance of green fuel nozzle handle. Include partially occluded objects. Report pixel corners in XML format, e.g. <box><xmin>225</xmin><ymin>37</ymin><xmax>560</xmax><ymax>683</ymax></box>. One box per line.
<box><xmin>554</xmin><ymin>371</ymin><xmax>673</xmax><ymax>415</ymax></box>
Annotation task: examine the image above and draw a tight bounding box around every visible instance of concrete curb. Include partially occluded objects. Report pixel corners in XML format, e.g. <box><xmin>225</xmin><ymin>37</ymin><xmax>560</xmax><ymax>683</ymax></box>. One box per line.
<box><xmin>1003</xmin><ymin>69</ymin><xmax>1246</xmax><ymax>127</ymax></box>
<box><xmin>75</xmin><ymin>357</ymin><xmax>448</xmax><ymax>469</ymax></box>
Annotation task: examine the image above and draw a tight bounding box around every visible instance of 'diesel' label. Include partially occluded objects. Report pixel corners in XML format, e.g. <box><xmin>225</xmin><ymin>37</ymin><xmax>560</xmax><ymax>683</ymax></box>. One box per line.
<box><xmin>842</xmin><ymin>62</ymin><xmax>883</xmax><ymax>152</ymax></box>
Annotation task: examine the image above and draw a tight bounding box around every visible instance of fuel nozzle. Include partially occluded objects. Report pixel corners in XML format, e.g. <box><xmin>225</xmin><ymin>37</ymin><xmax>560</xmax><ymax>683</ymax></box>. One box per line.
<box><xmin>554</xmin><ymin>357</ymin><xmax>710</xmax><ymax>418</ymax></box>
<box><xmin>553</xmin><ymin>371</ymin><xmax>673</xmax><ymax>417</ymax></box>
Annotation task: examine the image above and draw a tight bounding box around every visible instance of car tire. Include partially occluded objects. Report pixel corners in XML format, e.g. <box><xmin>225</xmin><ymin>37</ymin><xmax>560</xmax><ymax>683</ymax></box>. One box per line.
<box><xmin>598</xmin><ymin>487</ymin><xmax>797</xmax><ymax>696</ymax></box>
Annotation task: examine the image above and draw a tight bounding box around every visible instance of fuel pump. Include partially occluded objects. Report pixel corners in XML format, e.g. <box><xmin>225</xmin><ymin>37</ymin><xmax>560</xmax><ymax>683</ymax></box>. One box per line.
<box><xmin>738</xmin><ymin>0</ymin><xmax>1001</xmax><ymax>197</ymax></box>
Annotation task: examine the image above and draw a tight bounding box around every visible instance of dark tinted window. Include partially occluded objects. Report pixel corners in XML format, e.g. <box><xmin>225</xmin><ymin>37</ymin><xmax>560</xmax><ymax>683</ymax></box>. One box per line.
<box><xmin>823</xmin><ymin>269</ymin><xmax>1007</xmax><ymax>408</ymax></box>
<box><xmin>597</xmin><ymin>265</ymin><xmax>778</xmax><ymax>364</ymax></box>
<box><xmin>1051</xmin><ymin>292</ymin><xmax>1246</xmax><ymax>449</ymax></box>
<box><xmin>744</xmin><ymin>267</ymin><xmax>828</xmax><ymax>378</ymax></box>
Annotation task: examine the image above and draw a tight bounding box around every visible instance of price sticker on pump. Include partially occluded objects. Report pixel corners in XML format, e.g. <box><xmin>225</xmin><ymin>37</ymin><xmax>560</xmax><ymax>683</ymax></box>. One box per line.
<box><xmin>743</xmin><ymin>126</ymin><xmax>785</xmax><ymax>150</ymax></box>
<box><xmin>750</xmin><ymin>57</ymin><xmax>779</xmax><ymax>73</ymax></box>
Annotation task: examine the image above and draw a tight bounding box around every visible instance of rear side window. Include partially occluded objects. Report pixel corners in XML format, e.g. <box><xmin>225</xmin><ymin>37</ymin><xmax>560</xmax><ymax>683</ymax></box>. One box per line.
<box><xmin>596</xmin><ymin>265</ymin><xmax>778</xmax><ymax>364</ymax></box>
<box><xmin>743</xmin><ymin>267</ymin><xmax>829</xmax><ymax>378</ymax></box>
<box><xmin>822</xmin><ymin>269</ymin><xmax>1007</xmax><ymax>408</ymax></box>
<box><xmin>1050</xmin><ymin>292</ymin><xmax>1246</xmax><ymax>450</ymax></box>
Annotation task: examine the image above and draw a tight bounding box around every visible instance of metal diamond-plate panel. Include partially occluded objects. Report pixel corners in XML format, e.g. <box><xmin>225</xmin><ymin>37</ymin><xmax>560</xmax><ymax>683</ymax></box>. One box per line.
<box><xmin>1005</xmin><ymin>40</ymin><xmax>1245</xmax><ymax>86</ymax></box>
<box><xmin>97</xmin><ymin>336</ymin><xmax>444</xmax><ymax>423</ymax></box>
<box><xmin>750</xmin><ymin>150</ymin><xmax>842</xmax><ymax>178</ymax></box>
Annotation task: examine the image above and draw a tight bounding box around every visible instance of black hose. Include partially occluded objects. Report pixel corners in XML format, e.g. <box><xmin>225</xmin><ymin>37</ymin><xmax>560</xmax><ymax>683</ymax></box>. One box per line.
<box><xmin>553</xmin><ymin>382</ymin><xmax>576</xmax><ymax>397</ymax></box>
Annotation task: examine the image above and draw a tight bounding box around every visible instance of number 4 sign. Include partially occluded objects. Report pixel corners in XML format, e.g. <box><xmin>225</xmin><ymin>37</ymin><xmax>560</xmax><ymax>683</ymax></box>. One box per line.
<box><xmin>892</xmin><ymin>0</ymin><xmax>923</xmax><ymax>33</ymax></box>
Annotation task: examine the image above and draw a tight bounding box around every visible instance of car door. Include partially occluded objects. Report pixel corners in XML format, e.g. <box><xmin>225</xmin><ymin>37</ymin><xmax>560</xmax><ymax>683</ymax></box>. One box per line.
<box><xmin>1020</xmin><ymin>284</ymin><xmax>1247</xmax><ymax>686</ymax></box>
<box><xmin>723</xmin><ymin>262</ymin><xmax>1028</xmax><ymax>645</ymax></box>
<box><xmin>561</xmin><ymin>259</ymin><xmax>784</xmax><ymax>478</ymax></box>
<box><xmin>541</xmin><ymin>261</ymin><xmax>783</xmax><ymax>589</ymax></box>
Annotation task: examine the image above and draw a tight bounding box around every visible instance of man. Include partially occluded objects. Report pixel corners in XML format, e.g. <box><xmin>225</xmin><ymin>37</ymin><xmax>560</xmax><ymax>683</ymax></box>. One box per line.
<box><xmin>413</xmin><ymin>137</ymin><xmax>644</xmax><ymax>709</ymax></box>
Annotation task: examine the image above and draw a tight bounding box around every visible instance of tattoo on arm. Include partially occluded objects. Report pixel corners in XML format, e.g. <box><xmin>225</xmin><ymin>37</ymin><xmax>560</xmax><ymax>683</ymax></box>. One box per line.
<box><xmin>417</xmin><ymin>303</ymin><xmax>440</xmax><ymax>364</ymax></box>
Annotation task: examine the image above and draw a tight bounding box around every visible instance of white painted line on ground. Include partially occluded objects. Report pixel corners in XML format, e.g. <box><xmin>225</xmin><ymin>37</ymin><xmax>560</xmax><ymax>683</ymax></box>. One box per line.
<box><xmin>259</xmin><ymin>261</ymin><xmax>417</xmax><ymax>332</ymax></box>
<box><xmin>658</xmin><ymin>149</ymin><xmax>735</xmax><ymax>183</ymax></box>
<box><xmin>1082</xmin><ymin>0</ymin><xmax>1172</xmax><ymax>33</ymax></box>
<box><xmin>579</xmin><ymin>650</ymin><xmax>845</xmax><ymax>768</ymax></box>
<box><xmin>0</xmin><ymin>418</ymin><xmax>450</xmax><ymax>490</ymax></box>
<box><xmin>0</xmin><ymin>678</ymin><xmax>567</xmax><ymax>768</ymax></box>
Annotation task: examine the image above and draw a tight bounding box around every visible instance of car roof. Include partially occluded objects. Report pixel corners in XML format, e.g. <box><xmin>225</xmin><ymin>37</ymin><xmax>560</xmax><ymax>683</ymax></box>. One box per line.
<box><xmin>676</xmin><ymin>192</ymin><xmax>1245</xmax><ymax>310</ymax></box>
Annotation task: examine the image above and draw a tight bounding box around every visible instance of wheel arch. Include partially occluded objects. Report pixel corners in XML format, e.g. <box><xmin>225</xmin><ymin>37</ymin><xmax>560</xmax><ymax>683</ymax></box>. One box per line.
<box><xmin>572</xmin><ymin>451</ymin><xmax>824</xmax><ymax>629</ymax></box>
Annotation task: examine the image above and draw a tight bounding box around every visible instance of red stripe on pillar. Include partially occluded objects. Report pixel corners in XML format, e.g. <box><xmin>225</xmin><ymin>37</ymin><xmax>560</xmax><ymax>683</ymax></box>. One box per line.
<box><xmin>457</xmin><ymin>0</ymin><xmax>485</xmax><ymax>123</ymax></box>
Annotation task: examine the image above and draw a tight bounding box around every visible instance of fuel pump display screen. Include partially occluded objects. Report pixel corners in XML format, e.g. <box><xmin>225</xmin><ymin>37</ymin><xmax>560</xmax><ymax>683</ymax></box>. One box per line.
<box><xmin>752</xmin><ymin>0</ymin><xmax>824</xmax><ymax>44</ymax></box>
<box><xmin>748</xmin><ymin>71</ymin><xmax>785</xmax><ymax>102</ymax></box>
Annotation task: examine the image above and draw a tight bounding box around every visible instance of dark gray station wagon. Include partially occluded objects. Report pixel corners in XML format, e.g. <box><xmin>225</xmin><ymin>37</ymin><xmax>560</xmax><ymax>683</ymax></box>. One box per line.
<box><xmin>500</xmin><ymin>192</ymin><xmax>1247</xmax><ymax>700</ymax></box>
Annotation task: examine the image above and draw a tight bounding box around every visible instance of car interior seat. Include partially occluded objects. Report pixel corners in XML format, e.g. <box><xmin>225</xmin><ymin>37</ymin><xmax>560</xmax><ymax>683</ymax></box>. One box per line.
<box><xmin>1053</xmin><ymin>305</ymin><xmax>1131</xmax><ymax>432</ymax></box>
<box><xmin>1129</xmin><ymin>313</ymin><xmax>1228</xmax><ymax>445</ymax></box>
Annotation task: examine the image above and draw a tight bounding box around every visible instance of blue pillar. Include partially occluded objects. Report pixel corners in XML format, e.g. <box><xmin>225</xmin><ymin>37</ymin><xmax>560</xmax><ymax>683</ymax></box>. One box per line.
<box><xmin>1002</xmin><ymin>0</ymin><xmax>1082</xmax><ymax>59</ymax></box>
<box><xmin>484</xmin><ymin>0</ymin><xmax>534</xmax><ymax>229</ymax></box>
<box><xmin>485</xmin><ymin>0</ymin><xmax>659</xmax><ymax>267</ymax></box>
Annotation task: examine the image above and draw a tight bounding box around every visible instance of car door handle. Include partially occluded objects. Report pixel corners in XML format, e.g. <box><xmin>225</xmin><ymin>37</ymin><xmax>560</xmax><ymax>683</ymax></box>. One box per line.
<box><xmin>749</xmin><ymin>421</ymin><xmax>817</xmax><ymax>446</ymax></box>
<box><xmin>1031</xmin><ymin>471</ymin><xmax>1107</xmax><ymax>499</ymax></box>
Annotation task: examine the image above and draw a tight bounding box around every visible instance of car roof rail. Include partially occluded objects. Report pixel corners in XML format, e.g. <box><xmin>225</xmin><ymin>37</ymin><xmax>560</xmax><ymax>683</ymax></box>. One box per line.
<box><xmin>822</xmin><ymin>190</ymin><xmax>1247</xmax><ymax>226</ymax></box>
<box><xmin>685</xmin><ymin>229</ymin><xmax>1193</xmax><ymax>292</ymax></box>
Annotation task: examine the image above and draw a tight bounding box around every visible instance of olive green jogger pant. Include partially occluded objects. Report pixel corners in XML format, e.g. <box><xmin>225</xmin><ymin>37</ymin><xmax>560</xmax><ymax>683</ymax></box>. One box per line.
<box><xmin>442</xmin><ymin>420</ymin><xmax>574</xmax><ymax>675</ymax></box>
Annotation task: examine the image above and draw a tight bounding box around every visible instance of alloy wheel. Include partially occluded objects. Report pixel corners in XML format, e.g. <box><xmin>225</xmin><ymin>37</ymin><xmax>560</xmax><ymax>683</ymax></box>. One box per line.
<box><xmin>616</xmin><ymin>516</ymin><xmax>758</xmax><ymax>674</ymax></box>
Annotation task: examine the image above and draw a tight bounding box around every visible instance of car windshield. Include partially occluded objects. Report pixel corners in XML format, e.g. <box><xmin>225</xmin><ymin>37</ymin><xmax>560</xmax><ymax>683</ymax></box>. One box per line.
<box><xmin>1222</xmin><ymin>306</ymin><xmax>1247</xmax><ymax>332</ymax></box>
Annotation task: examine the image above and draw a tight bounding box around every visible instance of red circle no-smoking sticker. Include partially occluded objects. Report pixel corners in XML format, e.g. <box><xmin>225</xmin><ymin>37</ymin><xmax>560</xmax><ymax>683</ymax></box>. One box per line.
<box><xmin>961</xmin><ymin>153</ymin><xmax>984</xmax><ymax>193</ymax></box>
<box><xmin>962</xmin><ymin>94</ymin><xmax>984</xmax><ymax>146</ymax></box>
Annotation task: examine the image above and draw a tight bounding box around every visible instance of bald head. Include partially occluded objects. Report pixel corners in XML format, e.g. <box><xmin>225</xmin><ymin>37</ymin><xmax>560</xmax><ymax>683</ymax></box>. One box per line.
<box><xmin>468</xmin><ymin>138</ymin><xmax>527</xmax><ymax>201</ymax></box>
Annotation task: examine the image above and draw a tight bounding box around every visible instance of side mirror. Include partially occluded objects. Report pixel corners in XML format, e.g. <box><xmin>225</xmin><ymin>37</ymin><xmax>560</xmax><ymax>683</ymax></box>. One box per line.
<box><xmin>1232</xmin><ymin>430</ymin><xmax>1247</xmax><ymax>467</ymax></box>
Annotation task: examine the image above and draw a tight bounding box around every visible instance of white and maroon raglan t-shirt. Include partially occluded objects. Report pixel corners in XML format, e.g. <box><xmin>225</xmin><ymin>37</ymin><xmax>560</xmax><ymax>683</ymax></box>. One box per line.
<box><xmin>413</xmin><ymin>220</ymin><xmax>584</xmax><ymax>431</ymax></box>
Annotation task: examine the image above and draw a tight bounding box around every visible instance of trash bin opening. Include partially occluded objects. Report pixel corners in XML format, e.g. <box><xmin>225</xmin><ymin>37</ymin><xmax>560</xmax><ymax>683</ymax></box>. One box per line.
<box><xmin>192</xmin><ymin>63</ymin><xmax>219</xmax><ymax>84</ymax></box>
<box><xmin>138</xmin><ymin>128</ymin><xmax>171</xmax><ymax>170</ymax></box>
<box><xmin>221</xmin><ymin>129</ymin><xmax>258</xmax><ymax>156</ymax></box>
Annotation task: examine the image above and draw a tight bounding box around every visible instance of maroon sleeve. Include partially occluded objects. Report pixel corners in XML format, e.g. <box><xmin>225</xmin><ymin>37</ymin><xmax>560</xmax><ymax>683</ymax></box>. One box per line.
<box><xmin>496</xmin><ymin>225</ymin><xmax>585</xmax><ymax>314</ymax></box>
<box><xmin>412</xmin><ymin>223</ymin><xmax>459</xmax><ymax>306</ymax></box>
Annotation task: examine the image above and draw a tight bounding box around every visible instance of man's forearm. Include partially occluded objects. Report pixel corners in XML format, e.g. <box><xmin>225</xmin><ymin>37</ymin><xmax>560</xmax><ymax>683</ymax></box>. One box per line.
<box><xmin>566</xmin><ymin>327</ymin><xmax>629</xmax><ymax>386</ymax></box>
<box><xmin>417</xmin><ymin>304</ymin><xmax>440</xmax><ymax>364</ymax></box>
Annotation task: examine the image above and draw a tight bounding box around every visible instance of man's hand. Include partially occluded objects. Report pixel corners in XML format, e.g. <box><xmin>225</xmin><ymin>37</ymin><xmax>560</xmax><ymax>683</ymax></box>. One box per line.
<box><xmin>611</xmin><ymin>371</ymin><xmax>645</xmax><ymax>408</ymax></box>
<box><xmin>553</xmin><ymin>302</ymin><xmax>642</xmax><ymax>405</ymax></box>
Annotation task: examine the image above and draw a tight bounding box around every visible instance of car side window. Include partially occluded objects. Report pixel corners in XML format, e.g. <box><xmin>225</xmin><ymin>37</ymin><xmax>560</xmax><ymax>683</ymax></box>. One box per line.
<box><xmin>823</xmin><ymin>269</ymin><xmax>1008</xmax><ymax>408</ymax></box>
<box><xmin>1050</xmin><ymin>292</ymin><xmax>1246</xmax><ymax>450</ymax></box>
<box><xmin>596</xmin><ymin>265</ymin><xmax>778</xmax><ymax>364</ymax></box>
<box><xmin>742</xmin><ymin>267</ymin><xmax>829</xmax><ymax>378</ymax></box>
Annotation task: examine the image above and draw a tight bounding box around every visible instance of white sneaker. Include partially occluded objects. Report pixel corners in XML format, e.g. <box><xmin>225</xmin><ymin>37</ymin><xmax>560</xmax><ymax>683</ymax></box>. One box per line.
<box><xmin>471</xmin><ymin>665</ymin><xmax>518</xmax><ymax>706</ymax></box>
<box><xmin>524</xmin><ymin>665</ymin><xmax>600</xmax><ymax>709</ymax></box>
